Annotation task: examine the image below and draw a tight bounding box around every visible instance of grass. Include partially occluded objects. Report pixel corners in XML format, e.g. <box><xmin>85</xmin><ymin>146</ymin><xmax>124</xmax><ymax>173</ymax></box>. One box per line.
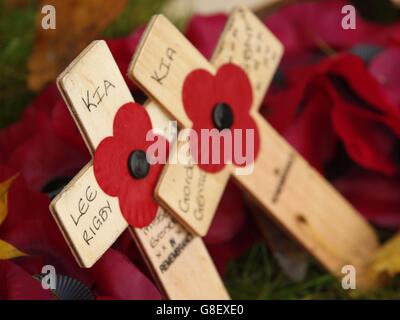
<box><xmin>0</xmin><ymin>0</ymin><xmax>36</xmax><ymax>128</ymax></box>
<box><xmin>225</xmin><ymin>243</ymin><xmax>345</xmax><ymax>300</ymax></box>
<box><xmin>225</xmin><ymin>242</ymin><xmax>400</xmax><ymax>300</ymax></box>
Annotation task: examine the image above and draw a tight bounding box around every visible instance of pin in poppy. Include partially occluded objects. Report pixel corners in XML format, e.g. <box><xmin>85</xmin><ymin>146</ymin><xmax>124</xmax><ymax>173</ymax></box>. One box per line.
<box><xmin>182</xmin><ymin>63</ymin><xmax>260</xmax><ymax>172</ymax></box>
<box><xmin>93</xmin><ymin>102</ymin><xmax>168</xmax><ymax>228</ymax></box>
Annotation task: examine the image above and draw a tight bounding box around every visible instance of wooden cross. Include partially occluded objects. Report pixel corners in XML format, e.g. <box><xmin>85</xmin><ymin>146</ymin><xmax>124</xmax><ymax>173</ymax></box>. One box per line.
<box><xmin>49</xmin><ymin>41</ymin><xmax>229</xmax><ymax>299</ymax></box>
<box><xmin>163</xmin><ymin>0</ymin><xmax>289</xmax><ymax>18</ymax></box>
<box><xmin>129</xmin><ymin>6</ymin><xmax>379</xmax><ymax>284</ymax></box>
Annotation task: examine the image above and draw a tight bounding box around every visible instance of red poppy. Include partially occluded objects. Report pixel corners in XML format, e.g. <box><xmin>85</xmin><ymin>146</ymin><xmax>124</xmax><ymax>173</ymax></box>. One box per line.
<box><xmin>334</xmin><ymin>168</ymin><xmax>400</xmax><ymax>229</ymax></box>
<box><xmin>90</xmin><ymin>249</ymin><xmax>160</xmax><ymax>300</ymax></box>
<box><xmin>185</xmin><ymin>14</ymin><xmax>226</xmax><ymax>60</ymax></box>
<box><xmin>264</xmin><ymin>0</ymin><xmax>400</xmax><ymax>57</ymax></box>
<box><xmin>182</xmin><ymin>63</ymin><xmax>260</xmax><ymax>172</ymax></box>
<box><xmin>0</xmin><ymin>260</ymin><xmax>55</xmax><ymax>300</ymax></box>
<box><xmin>369</xmin><ymin>48</ymin><xmax>400</xmax><ymax>106</ymax></box>
<box><xmin>266</xmin><ymin>54</ymin><xmax>400</xmax><ymax>175</ymax></box>
<box><xmin>93</xmin><ymin>102</ymin><xmax>168</xmax><ymax>228</ymax></box>
<box><xmin>264</xmin><ymin>53</ymin><xmax>400</xmax><ymax>228</ymax></box>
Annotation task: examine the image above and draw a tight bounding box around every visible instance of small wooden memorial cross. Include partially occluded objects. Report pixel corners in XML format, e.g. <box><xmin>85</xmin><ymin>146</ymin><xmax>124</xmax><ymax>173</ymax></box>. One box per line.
<box><xmin>49</xmin><ymin>41</ymin><xmax>229</xmax><ymax>299</ymax></box>
<box><xmin>129</xmin><ymin>7</ymin><xmax>379</xmax><ymax>283</ymax></box>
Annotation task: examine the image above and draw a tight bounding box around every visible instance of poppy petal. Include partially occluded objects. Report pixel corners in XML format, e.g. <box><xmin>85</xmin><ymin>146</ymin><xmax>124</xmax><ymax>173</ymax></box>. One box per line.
<box><xmin>334</xmin><ymin>169</ymin><xmax>400</xmax><ymax>229</ymax></box>
<box><xmin>204</xmin><ymin>182</ymin><xmax>246</xmax><ymax>245</ymax></box>
<box><xmin>183</xmin><ymin>68</ymin><xmax>216</xmax><ymax>127</ymax></box>
<box><xmin>186</xmin><ymin>14</ymin><xmax>227</xmax><ymax>60</ymax></box>
<box><xmin>0</xmin><ymin>260</ymin><xmax>54</xmax><ymax>300</ymax></box>
<box><xmin>369</xmin><ymin>48</ymin><xmax>400</xmax><ymax>106</ymax></box>
<box><xmin>215</xmin><ymin>64</ymin><xmax>253</xmax><ymax>114</ymax></box>
<box><xmin>90</xmin><ymin>249</ymin><xmax>161</xmax><ymax>300</ymax></box>
<box><xmin>94</xmin><ymin>136</ymin><xmax>128</xmax><ymax>197</ymax></box>
<box><xmin>113</xmin><ymin>102</ymin><xmax>153</xmax><ymax>148</ymax></box>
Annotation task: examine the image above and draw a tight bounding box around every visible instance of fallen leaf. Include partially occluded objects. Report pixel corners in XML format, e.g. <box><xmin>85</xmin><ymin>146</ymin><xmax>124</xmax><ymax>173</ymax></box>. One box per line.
<box><xmin>0</xmin><ymin>239</ymin><xmax>26</xmax><ymax>259</ymax></box>
<box><xmin>27</xmin><ymin>0</ymin><xmax>128</xmax><ymax>91</ymax></box>
<box><xmin>0</xmin><ymin>174</ymin><xmax>26</xmax><ymax>259</ymax></box>
<box><xmin>249</xmin><ymin>201</ymin><xmax>309</xmax><ymax>282</ymax></box>
<box><xmin>350</xmin><ymin>233</ymin><xmax>400</xmax><ymax>292</ymax></box>
<box><xmin>0</xmin><ymin>174</ymin><xmax>18</xmax><ymax>226</ymax></box>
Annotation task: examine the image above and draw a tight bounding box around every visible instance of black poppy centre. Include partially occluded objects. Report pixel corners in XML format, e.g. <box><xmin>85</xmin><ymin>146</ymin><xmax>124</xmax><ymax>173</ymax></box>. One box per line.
<box><xmin>128</xmin><ymin>150</ymin><xmax>150</xmax><ymax>180</ymax></box>
<box><xmin>212</xmin><ymin>102</ymin><xmax>234</xmax><ymax>131</ymax></box>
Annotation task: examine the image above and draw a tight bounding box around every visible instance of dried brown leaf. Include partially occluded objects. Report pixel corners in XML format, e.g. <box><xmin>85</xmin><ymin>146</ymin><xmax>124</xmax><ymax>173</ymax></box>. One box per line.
<box><xmin>27</xmin><ymin>0</ymin><xmax>128</xmax><ymax>91</ymax></box>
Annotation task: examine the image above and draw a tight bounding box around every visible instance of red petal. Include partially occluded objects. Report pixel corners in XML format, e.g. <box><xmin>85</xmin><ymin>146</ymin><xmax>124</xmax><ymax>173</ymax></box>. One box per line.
<box><xmin>90</xmin><ymin>249</ymin><xmax>161</xmax><ymax>300</ymax></box>
<box><xmin>204</xmin><ymin>182</ymin><xmax>246</xmax><ymax>245</ymax></box>
<box><xmin>96</xmin><ymin>296</ymin><xmax>115</xmax><ymax>300</ymax></box>
<box><xmin>119</xmin><ymin>185</ymin><xmax>158</xmax><ymax>228</ymax></box>
<box><xmin>263</xmin><ymin>77</ymin><xmax>309</xmax><ymax>134</ymax></box>
<box><xmin>0</xmin><ymin>83</ymin><xmax>88</xmax><ymax>190</ymax></box>
<box><xmin>265</xmin><ymin>76</ymin><xmax>337</xmax><ymax>172</ymax></box>
<box><xmin>8</xmin><ymin>127</ymin><xmax>88</xmax><ymax>190</ymax></box>
<box><xmin>284</xmin><ymin>79</ymin><xmax>337</xmax><ymax>172</ymax></box>
<box><xmin>186</xmin><ymin>14</ymin><xmax>227</xmax><ymax>60</ymax></box>
<box><xmin>0</xmin><ymin>85</ymin><xmax>65</xmax><ymax>166</ymax></box>
<box><xmin>330</xmin><ymin>55</ymin><xmax>398</xmax><ymax>117</ymax></box>
<box><xmin>52</xmin><ymin>100</ymin><xmax>88</xmax><ymax>155</ymax></box>
<box><xmin>94</xmin><ymin>102</ymin><xmax>167</xmax><ymax>228</ymax></box>
<box><xmin>94</xmin><ymin>136</ymin><xmax>129</xmax><ymax>197</ymax></box>
<box><xmin>264</xmin><ymin>0</ymin><xmax>400</xmax><ymax>55</ymax></box>
<box><xmin>369</xmin><ymin>48</ymin><xmax>400</xmax><ymax>106</ymax></box>
<box><xmin>193</xmin><ymin>125</ymin><xmax>229</xmax><ymax>173</ymax></box>
<box><xmin>0</xmin><ymin>260</ymin><xmax>54</xmax><ymax>300</ymax></box>
<box><xmin>107</xmin><ymin>28</ymin><xmax>145</xmax><ymax>91</ymax></box>
<box><xmin>183</xmin><ymin>68</ymin><xmax>216</xmax><ymax>127</ymax></box>
<box><xmin>215</xmin><ymin>64</ymin><xmax>252</xmax><ymax>115</ymax></box>
<box><xmin>183</xmin><ymin>64</ymin><xmax>254</xmax><ymax>172</ymax></box>
<box><xmin>113</xmin><ymin>103</ymin><xmax>152</xmax><ymax>147</ymax></box>
<box><xmin>332</xmin><ymin>101</ymin><xmax>399</xmax><ymax>175</ymax></box>
<box><xmin>334</xmin><ymin>169</ymin><xmax>400</xmax><ymax>229</ymax></box>
<box><xmin>0</xmin><ymin>172</ymin><xmax>91</xmax><ymax>285</ymax></box>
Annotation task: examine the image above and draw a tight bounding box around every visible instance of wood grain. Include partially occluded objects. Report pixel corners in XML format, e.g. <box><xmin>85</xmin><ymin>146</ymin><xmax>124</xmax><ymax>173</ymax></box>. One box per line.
<box><xmin>235</xmin><ymin>115</ymin><xmax>379</xmax><ymax>278</ymax></box>
<box><xmin>50</xmin><ymin>162</ymin><xmax>127</xmax><ymax>268</ymax></box>
<box><xmin>58</xmin><ymin>41</ymin><xmax>132</xmax><ymax>153</ymax></box>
